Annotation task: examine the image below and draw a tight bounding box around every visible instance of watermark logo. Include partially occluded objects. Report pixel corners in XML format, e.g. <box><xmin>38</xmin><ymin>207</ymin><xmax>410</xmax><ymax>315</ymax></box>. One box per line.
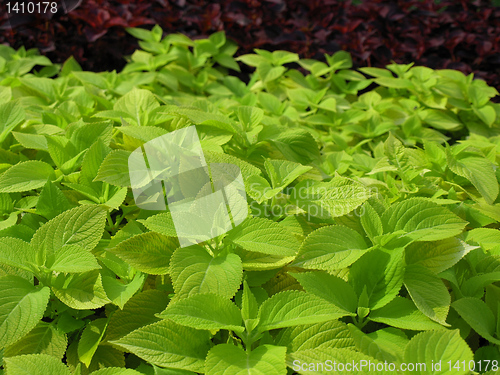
<box><xmin>128</xmin><ymin>125</ymin><xmax>248</xmax><ymax>248</ymax></box>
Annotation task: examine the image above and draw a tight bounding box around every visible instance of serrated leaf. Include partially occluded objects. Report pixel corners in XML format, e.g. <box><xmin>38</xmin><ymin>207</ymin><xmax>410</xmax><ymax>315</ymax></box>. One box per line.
<box><xmin>0</xmin><ymin>237</ymin><xmax>36</xmax><ymax>272</ymax></box>
<box><xmin>139</xmin><ymin>213</ymin><xmax>177</xmax><ymax>237</ymax></box>
<box><xmin>0</xmin><ymin>101</ymin><xmax>25</xmax><ymax>143</ymax></box>
<box><xmin>264</xmin><ymin>159</ymin><xmax>312</xmax><ymax>190</ymax></box>
<box><xmin>46</xmin><ymin>244</ymin><xmax>100</xmax><ymax>273</ymax></box>
<box><xmin>405</xmin><ymin>237</ymin><xmax>476</xmax><ymax>274</ymax></box>
<box><xmin>257</xmin><ymin>291</ymin><xmax>354</xmax><ymax>332</ymax></box>
<box><xmin>78</xmin><ymin>319</ymin><xmax>108</xmax><ymax>367</ymax></box>
<box><xmin>36</xmin><ymin>180</ymin><xmax>73</xmax><ymax>220</ymax></box>
<box><xmin>289</xmin><ymin>271</ymin><xmax>357</xmax><ymax>313</ymax></box>
<box><xmin>51</xmin><ymin>270</ymin><xmax>110</xmax><ymax>310</ymax></box>
<box><xmin>158</xmin><ymin>293</ymin><xmax>243</xmax><ymax>332</ymax></box>
<box><xmin>347</xmin><ymin>324</ymin><xmax>401</xmax><ymax>364</ymax></box>
<box><xmin>106</xmin><ymin>290</ymin><xmax>169</xmax><ymax>343</ymax></box>
<box><xmin>452</xmin><ymin>297</ymin><xmax>500</xmax><ymax>345</ymax></box>
<box><xmin>0</xmin><ymin>276</ymin><xmax>50</xmax><ymax>348</ymax></box>
<box><xmin>275</xmin><ymin>321</ymin><xmax>354</xmax><ymax>352</ymax></box>
<box><xmin>89</xmin><ymin>368</ymin><xmax>144</xmax><ymax>375</ymax></box>
<box><xmin>0</xmin><ymin>161</ymin><xmax>54</xmax><ymax>193</ymax></box>
<box><xmin>113</xmin><ymin>88</ymin><xmax>159</xmax><ymax>126</ymax></box>
<box><xmin>111</xmin><ymin>320</ymin><xmax>210</xmax><ymax>373</ymax></box>
<box><xmin>287</xmin><ymin>347</ymin><xmax>391</xmax><ymax>375</ymax></box>
<box><xmin>94</xmin><ymin>150</ymin><xmax>132</xmax><ymax>187</ymax></box>
<box><xmin>349</xmin><ymin>249</ymin><xmax>404</xmax><ymax>310</ymax></box>
<box><xmin>381</xmin><ymin>198</ymin><xmax>467</xmax><ymax>241</ymax></box>
<box><xmin>205</xmin><ymin>344</ymin><xmax>286</xmax><ymax>375</ymax></box>
<box><xmin>447</xmin><ymin>153</ymin><xmax>499</xmax><ymax>205</ymax></box>
<box><xmin>170</xmin><ymin>246</ymin><xmax>242</xmax><ymax>299</ymax></box>
<box><xmin>241</xmin><ymin>281</ymin><xmax>259</xmax><ymax>332</ymax></box>
<box><xmin>101</xmin><ymin>272</ymin><xmax>145</xmax><ymax>310</ymax></box>
<box><xmin>290</xmin><ymin>177</ymin><xmax>372</xmax><ymax>219</ymax></box>
<box><xmin>369</xmin><ymin>297</ymin><xmax>447</xmax><ymax>331</ymax></box>
<box><xmin>110</xmin><ymin>232</ymin><xmax>177</xmax><ymax>275</ymax></box>
<box><xmin>403</xmin><ymin>330</ymin><xmax>473</xmax><ymax>374</ymax></box>
<box><xmin>5</xmin><ymin>353</ymin><xmax>71</xmax><ymax>375</ymax></box>
<box><xmin>32</xmin><ymin>205</ymin><xmax>106</xmax><ymax>252</ymax></box>
<box><xmin>465</xmin><ymin>228</ymin><xmax>500</xmax><ymax>250</ymax></box>
<box><xmin>4</xmin><ymin>322</ymin><xmax>67</xmax><ymax>359</ymax></box>
<box><xmin>292</xmin><ymin>225</ymin><xmax>368</xmax><ymax>272</ymax></box>
<box><xmin>360</xmin><ymin>202</ymin><xmax>383</xmax><ymax>241</ymax></box>
<box><xmin>226</xmin><ymin>217</ymin><xmax>300</xmax><ymax>256</ymax></box>
<box><xmin>404</xmin><ymin>264</ymin><xmax>450</xmax><ymax>326</ymax></box>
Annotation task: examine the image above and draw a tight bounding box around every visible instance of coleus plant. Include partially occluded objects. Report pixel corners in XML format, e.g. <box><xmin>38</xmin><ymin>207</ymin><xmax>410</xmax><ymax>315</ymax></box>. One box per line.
<box><xmin>0</xmin><ymin>26</ymin><xmax>500</xmax><ymax>374</ymax></box>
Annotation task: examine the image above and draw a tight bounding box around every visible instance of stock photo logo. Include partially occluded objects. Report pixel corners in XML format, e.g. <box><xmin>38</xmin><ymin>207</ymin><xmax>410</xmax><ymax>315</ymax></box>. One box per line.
<box><xmin>128</xmin><ymin>125</ymin><xmax>248</xmax><ymax>248</ymax></box>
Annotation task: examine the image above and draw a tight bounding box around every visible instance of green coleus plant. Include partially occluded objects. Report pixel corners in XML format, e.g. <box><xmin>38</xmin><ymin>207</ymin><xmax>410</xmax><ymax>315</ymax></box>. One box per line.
<box><xmin>1</xmin><ymin>26</ymin><xmax>500</xmax><ymax>374</ymax></box>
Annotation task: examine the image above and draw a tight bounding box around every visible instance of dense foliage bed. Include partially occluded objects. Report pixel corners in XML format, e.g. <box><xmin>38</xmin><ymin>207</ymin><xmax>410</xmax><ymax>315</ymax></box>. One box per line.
<box><xmin>1</xmin><ymin>26</ymin><xmax>500</xmax><ymax>374</ymax></box>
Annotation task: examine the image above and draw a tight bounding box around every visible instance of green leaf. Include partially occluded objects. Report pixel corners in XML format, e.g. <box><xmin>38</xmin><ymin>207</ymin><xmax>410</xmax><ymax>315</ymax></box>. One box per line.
<box><xmin>452</xmin><ymin>297</ymin><xmax>500</xmax><ymax>345</ymax></box>
<box><xmin>101</xmin><ymin>272</ymin><xmax>145</xmax><ymax>310</ymax></box>
<box><xmin>347</xmin><ymin>324</ymin><xmax>401</xmax><ymax>364</ymax></box>
<box><xmin>287</xmin><ymin>347</ymin><xmax>391</xmax><ymax>375</ymax></box>
<box><xmin>113</xmin><ymin>89</ymin><xmax>159</xmax><ymax>126</ymax></box>
<box><xmin>349</xmin><ymin>249</ymin><xmax>404</xmax><ymax>310</ymax></box>
<box><xmin>381</xmin><ymin>198</ymin><xmax>467</xmax><ymax>241</ymax></box>
<box><xmin>268</xmin><ymin>129</ymin><xmax>319</xmax><ymax>164</ymax></box>
<box><xmin>81</xmin><ymin>139</ymin><xmax>111</xmax><ymax>191</ymax></box>
<box><xmin>51</xmin><ymin>270</ymin><xmax>110</xmax><ymax>310</ymax></box>
<box><xmin>290</xmin><ymin>271</ymin><xmax>357</xmax><ymax>313</ymax></box>
<box><xmin>0</xmin><ymin>161</ymin><xmax>54</xmax><ymax>193</ymax></box>
<box><xmin>110</xmin><ymin>232</ymin><xmax>177</xmax><ymax>275</ymax></box>
<box><xmin>405</xmin><ymin>237</ymin><xmax>476</xmax><ymax>274</ymax></box>
<box><xmin>205</xmin><ymin>344</ymin><xmax>286</xmax><ymax>375</ymax></box>
<box><xmin>46</xmin><ymin>244</ymin><xmax>101</xmax><ymax>273</ymax></box>
<box><xmin>241</xmin><ymin>281</ymin><xmax>259</xmax><ymax>332</ymax></box>
<box><xmin>139</xmin><ymin>213</ymin><xmax>177</xmax><ymax>237</ymax></box>
<box><xmin>421</xmin><ymin>109</ymin><xmax>462</xmax><ymax>131</ymax></box>
<box><xmin>161</xmin><ymin>107</ymin><xmax>239</xmax><ymax>134</ymax></box>
<box><xmin>236</xmin><ymin>54</ymin><xmax>269</xmax><ymax>67</ymax></box>
<box><xmin>157</xmin><ymin>293</ymin><xmax>243</xmax><ymax>332</ymax></box>
<box><xmin>369</xmin><ymin>297</ymin><xmax>447</xmax><ymax>331</ymax></box>
<box><xmin>169</xmin><ymin>246</ymin><xmax>242</xmax><ymax>299</ymax></box>
<box><xmin>404</xmin><ymin>264</ymin><xmax>450</xmax><ymax>326</ymax></box>
<box><xmin>264</xmin><ymin>159</ymin><xmax>312</xmax><ymax>190</ymax></box>
<box><xmin>403</xmin><ymin>330</ymin><xmax>473</xmax><ymax>375</ymax></box>
<box><xmin>106</xmin><ymin>290</ymin><xmax>169</xmax><ymax>343</ymax></box>
<box><xmin>203</xmin><ymin>150</ymin><xmax>261</xmax><ymax>181</ymax></box>
<box><xmin>4</xmin><ymin>353</ymin><xmax>71</xmax><ymax>375</ymax></box>
<box><xmin>0</xmin><ymin>101</ymin><xmax>25</xmax><ymax>143</ymax></box>
<box><xmin>236</xmin><ymin>106</ymin><xmax>263</xmax><ymax>131</ymax></box>
<box><xmin>4</xmin><ymin>322</ymin><xmax>67</xmax><ymax>359</ymax></box>
<box><xmin>447</xmin><ymin>152</ymin><xmax>499</xmax><ymax>205</ymax></box>
<box><xmin>0</xmin><ymin>237</ymin><xmax>36</xmax><ymax>272</ymax></box>
<box><xmin>292</xmin><ymin>225</ymin><xmax>368</xmax><ymax>272</ymax></box>
<box><xmin>257</xmin><ymin>291</ymin><xmax>354</xmax><ymax>332</ymax></box>
<box><xmin>465</xmin><ymin>228</ymin><xmax>500</xmax><ymax>250</ymax></box>
<box><xmin>275</xmin><ymin>321</ymin><xmax>354</xmax><ymax>352</ymax></box>
<box><xmin>226</xmin><ymin>217</ymin><xmax>300</xmax><ymax>256</ymax></box>
<box><xmin>110</xmin><ymin>320</ymin><xmax>210</xmax><ymax>373</ymax></box>
<box><xmin>360</xmin><ymin>202</ymin><xmax>383</xmax><ymax>241</ymax></box>
<box><xmin>0</xmin><ymin>275</ymin><xmax>50</xmax><ymax>348</ymax></box>
<box><xmin>290</xmin><ymin>177</ymin><xmax>372</xmax><ymax>219</ymax></box>
<box><xmin>94</xmin><ymin>150</ymin><xmax>132</xmax><ymax>187</ymax></box>
<box><xmin>78</xmin><ymin>319</ymin><xmax>108</xmax><ymax>367</ymax></box>
<box><xmin>89</xmin><ymin>368</ymin><xmax>144</xmax><ymax>375</ymax></box>
<box><xmin>36</xmin><ymin>180</ymin><xmax>72</xmax><ymax>220</ymax></box>
<box><xmin>31</xmin><ymin>205</ymin><xmax>107</xmax><ymax>265</ymax></box>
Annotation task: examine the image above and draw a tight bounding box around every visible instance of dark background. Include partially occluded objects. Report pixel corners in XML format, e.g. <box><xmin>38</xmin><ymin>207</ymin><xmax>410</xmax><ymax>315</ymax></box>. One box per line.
<box><xmin>1</xmin><ymin>0</ymin><xmax>500</xmax><ymax>91</ymax></box>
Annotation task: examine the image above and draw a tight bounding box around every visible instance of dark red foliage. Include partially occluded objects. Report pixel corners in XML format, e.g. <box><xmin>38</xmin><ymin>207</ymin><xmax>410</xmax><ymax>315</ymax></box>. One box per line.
<box><xmin>1</xmin><ymin>0</ymin><xmax>500</xmax><ymax>92</ymax></box>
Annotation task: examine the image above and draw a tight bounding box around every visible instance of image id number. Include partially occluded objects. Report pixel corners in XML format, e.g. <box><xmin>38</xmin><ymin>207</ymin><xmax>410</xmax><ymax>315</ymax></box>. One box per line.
<box><xmin>7</xmin><ymin>2</ymin><xmax>58</xmax><ymax>14</ymax></box>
